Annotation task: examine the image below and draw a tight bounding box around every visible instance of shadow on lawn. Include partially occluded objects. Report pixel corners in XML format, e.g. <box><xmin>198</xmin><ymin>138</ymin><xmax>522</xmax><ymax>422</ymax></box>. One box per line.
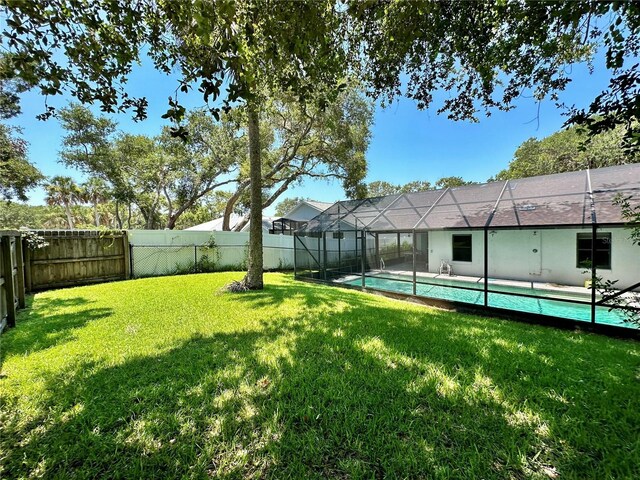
<box><xmin>2</xmin><ymin>279</ymin><xmax>639</xmax><ymax>478</ymax></box>
<box><xmin>1</xmin><ymin>296</ymin><xmax>113</xmax><ymax>365</ymax></box>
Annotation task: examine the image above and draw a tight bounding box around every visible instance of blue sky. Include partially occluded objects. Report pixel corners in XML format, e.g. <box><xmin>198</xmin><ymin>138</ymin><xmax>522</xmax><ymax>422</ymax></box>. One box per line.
<box><xmin>9</xmin><ymin>51</ymin><xmax>612</xmax><ymax>216</ymax></box>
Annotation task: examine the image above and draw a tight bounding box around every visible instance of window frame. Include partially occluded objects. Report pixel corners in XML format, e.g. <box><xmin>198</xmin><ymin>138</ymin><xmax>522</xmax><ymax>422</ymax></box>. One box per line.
<box><xmin>452</xmin><ymin>234</ymin><xmax>473</xmax><ymax>263</ymax></box>
<box><xmin>576</xmin><ymin>232</ymin><xmax>612</xmax><ymax>270</ymax></box>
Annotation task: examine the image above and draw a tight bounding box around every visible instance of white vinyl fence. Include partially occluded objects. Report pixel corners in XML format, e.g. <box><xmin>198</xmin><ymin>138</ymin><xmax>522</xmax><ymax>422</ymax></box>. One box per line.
<box><xmin>127</xmin><ymin>230</ymin><xmax>294</xmax><ymax>278</ymax></box>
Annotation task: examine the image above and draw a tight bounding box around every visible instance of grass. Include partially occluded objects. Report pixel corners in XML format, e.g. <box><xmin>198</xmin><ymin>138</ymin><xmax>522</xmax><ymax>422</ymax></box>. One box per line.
<box><xmin>1</xmin><ymin>272</ymin><xmax>639</xmax><ymax>479</ymax></box>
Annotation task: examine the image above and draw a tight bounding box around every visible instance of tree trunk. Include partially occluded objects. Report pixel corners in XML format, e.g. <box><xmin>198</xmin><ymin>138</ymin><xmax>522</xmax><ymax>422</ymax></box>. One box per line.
<box><xmin>242</xmin><ymin>101</ymin><xmax>263</xmax><ymax>289</ymax></box>
<box><xmin>93</xmin><ymin>202</ymin><xmax>100</xmax><ymax>227</ymax></box>
<box><xmin>222</xmin><ymin>180</ymin><xmax>249</xmax><ymax>231</ymax></box>
<box><xmin>64</xmin><ymin>203</ymin><xmax>75</xmax><ymax>229</ymax></box>
<box><xmin>115</xmin><ymin>200</ymin><xmax>123</xmax><ymax>229</ymax></box>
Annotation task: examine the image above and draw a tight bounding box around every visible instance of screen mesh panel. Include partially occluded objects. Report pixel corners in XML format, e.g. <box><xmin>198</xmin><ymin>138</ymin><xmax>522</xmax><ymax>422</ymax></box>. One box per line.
<box><xmin>297</xmin><ymin>164</ymin><xmax>639</xmax><ymax>234</ymax></box>
<box><xmin>590</xmin><ymin>163</ymin><xmax>640</xmax><ymax>224</ymax></box>
<box><xmin>491</xmin><ymin>171</ymin><xmax>590</xmax><ymax>227</ymax></box>
<box><xmin>367</xmin><ymin>191</ymin><xmax>443</xmax><ymax>231</ymax></box>
<box><xmin>419</xmin><ymin>182</ymin><xmax>505</xmax><ymax>229</ymax></box>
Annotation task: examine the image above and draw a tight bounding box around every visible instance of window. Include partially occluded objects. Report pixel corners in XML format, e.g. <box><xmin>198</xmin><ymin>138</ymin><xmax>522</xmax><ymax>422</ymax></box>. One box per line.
<box><xmin>332</xmin><ymin>232</ymin><xmax>344</xmax><ymax>240</ymax></box>
<box><xmin>577</xmin><ymin>232</ymin><xmax>611</xmax><ymax>269</ymax></box>
<box><xmin>452</xmin><ymin>234</ymin><xmax>472</xmax><ymax>262</ymax></box>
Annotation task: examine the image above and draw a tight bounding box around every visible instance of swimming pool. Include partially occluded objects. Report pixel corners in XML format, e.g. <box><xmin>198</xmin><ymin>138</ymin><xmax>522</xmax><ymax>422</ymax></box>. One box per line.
<box><xmin>344</xmin><ymin>273</ymin><xmax>637</xmax><ymax>329</ymax></box>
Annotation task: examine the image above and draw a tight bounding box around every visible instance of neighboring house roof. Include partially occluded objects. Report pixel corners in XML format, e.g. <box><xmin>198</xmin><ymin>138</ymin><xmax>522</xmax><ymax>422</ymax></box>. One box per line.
<box><xmin>184</xmin><ymin>214</ymin><xmax>243</xmax><ymax>231</ymax></box>
<box><xmin>185</xmin><ymin>214</ymin><xmax>277</xmax><ymax>232</ymax></box>
<box><xmin>279</xmin><ymin>200</ymin><xmax>334</xmax><ymax>222</ymax></box>
<box><xmin>185</xmin><ymin>200</ymin><xmax>333</xmax><ymax>232</ymax></box>
<box><xmin>304</xmin><ymin>200</ymin><xmax>334</xmax><ymax>211</ymax></box>
<box><xmin>239</xmin><ymin>216</ymin><xmax>277</xmax><ymax>232</ymax></box>
<box><xmin>302</xmin><ymin>164</ymin><xmax>640</xmax><ymax>233</ymax></box>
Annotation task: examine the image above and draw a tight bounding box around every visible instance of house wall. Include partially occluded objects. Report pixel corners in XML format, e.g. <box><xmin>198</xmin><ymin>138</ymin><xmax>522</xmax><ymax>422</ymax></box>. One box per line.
<box><xmin>286</xmin><ymin>203</ymin><xmax>325</xmax><ymax>222</ymax></box>
<box><xmin>427</xmin><ymin>227</ymin><xmax>639</xmax><ymax>288</ymax></box>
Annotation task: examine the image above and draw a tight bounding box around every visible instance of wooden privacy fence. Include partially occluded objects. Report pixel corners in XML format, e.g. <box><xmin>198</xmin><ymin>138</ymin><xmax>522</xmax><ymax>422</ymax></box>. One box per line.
<box><xmin>0</xmin><ymin>230</ymin><xmax>26</xmax><ymax>331</ymax></box>
<box><xmin>25</xmin><ymin>230</ymin><xmax>130</xmax><ymax>292</ymax></box>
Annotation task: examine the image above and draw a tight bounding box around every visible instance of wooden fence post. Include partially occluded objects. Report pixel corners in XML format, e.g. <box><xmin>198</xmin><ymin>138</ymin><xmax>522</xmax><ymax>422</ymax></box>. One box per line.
<box><xmin>122</xmin><ymin>231</ymin><xmax>131</xmax><ymax>280</ymax></box>
<box><xmin>1</xmin><ymin>235</ymin><xmax>16</xmax><ymax>328</ymax></box>
<box><xmin>23</xmin><ymin>238</ymin><xmax>32</xmax><ymax>292</ymax></box>
<box><xmin>15</xmin><ymin>234</ymin><xmax>26</xmax><ymax>308</ymax></box>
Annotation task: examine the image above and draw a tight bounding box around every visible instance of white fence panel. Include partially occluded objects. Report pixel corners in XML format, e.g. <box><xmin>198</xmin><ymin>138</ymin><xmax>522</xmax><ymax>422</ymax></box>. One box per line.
<box><xmin>127</xmin><ymin>230</ymin><xmax>293</xmax><ymax>277</ymax></box>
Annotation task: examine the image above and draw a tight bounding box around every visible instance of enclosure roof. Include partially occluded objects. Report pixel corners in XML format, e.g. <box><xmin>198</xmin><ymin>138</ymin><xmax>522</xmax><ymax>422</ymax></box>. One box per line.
<box><xmin>299</xmin><ymin>163</ymin><xmax>640</xmax><ymax>233</ymax></box>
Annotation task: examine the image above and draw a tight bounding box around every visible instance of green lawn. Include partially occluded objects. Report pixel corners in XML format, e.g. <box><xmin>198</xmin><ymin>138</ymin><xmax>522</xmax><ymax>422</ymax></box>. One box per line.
<box><xmin>1</xmin><ymin>273</ymin><xmax>639</xmax><ymax>479</ymax></box>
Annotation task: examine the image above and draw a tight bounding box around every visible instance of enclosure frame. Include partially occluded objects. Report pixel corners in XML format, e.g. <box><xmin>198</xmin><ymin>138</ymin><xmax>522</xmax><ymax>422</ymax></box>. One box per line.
<box><xmin>293</xmin><ymin>166</ymin><xmax>640</xmax><ymax>337</ymax></box>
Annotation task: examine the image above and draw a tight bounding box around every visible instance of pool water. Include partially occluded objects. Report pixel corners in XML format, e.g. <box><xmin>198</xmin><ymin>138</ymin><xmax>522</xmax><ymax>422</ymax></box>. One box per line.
<box><xmin>344</xmin><ymin>274</ymin><xmax>636</xmax><ymax>330</ymax></box>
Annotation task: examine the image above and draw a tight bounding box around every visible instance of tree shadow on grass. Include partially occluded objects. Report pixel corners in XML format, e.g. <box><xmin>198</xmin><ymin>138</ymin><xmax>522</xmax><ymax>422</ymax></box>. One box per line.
<box><xmin>2</xmin><ymin>280</ymin><xmax>639</xmax><ymax>479</ymax></box>
<box><xmin>1</xmin><ymin>295</ymin><xmax>113</xmax><ymax>365</ymax></box>
<box><xmin>0</xmin><ymin>327</ymin><xmax>530</xmax><ymax>478</ymax></box>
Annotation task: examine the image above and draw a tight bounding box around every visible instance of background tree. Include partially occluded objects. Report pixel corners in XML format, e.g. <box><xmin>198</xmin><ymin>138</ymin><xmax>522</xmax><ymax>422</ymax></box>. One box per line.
<box><xmin>0</xmin><ymin>202</ymin><xmax>68</xmax><ymax>229</ymax></box>
<box><xmin>173</xmin><ymin>191</ymin><xmax>236</xmax><ymax>230</ymax></box>
<box><xmin>111</xmin><ymin>133</ymin><xmax>166</xmax><ymax>229</ymax></box>
<box><xmin>495</xmin><ymin>124</ymin><xmax>639</xmax><ymax>180</ymax></box>
<box><xmin>44</xmin><ymin>176</ymin><xmax>82</xmax><ymax>229</ymax></box>
<box><xmin>59</xmin><ymin>103</ymin><xmax>117</xmax><ymax>173</ymax></box>
<box><xmin>81</xmin><ymin>178</ymin><xmax>110</xmax><ymax>227</ymax></box>
<box><xmin>364</xmin><ymin>178</ymin><xmax>468</xmax><ymax>198</ymax></box>
<box><xmin>0</xmin><ymin>54</ymin><xmax>43</xmax><ymax>201</ymax></box>
<box><xmin>366</xmin><ymin>181</ymin><xmax>401</xmax><ymax>197</ymax></box>
<box><xmin>399</xmin><ymin>181</ymin><xmax>433</xmax><ymax>193</ymax></box>
<box><xmin>274</xmin><ymin>197</ymin><xmax>312</xmax><ymax>218</ymax></box>
<box><xmin>0</xmin><ymin>124</ymin><xmax>43</xmax><ymax>201</ymax></box>
<box><xmin>434</xmin><ymin>176</ymin><xmax>474</xmax><ymax>189</ymax></box>
<box><xmin>158</xmin><ymin>110</ymin><xmax>244</xmax><ymax>229</ymax></box>
<box><xmin>57</xmin><ymin>104</ymin><xmax>129</xmax><ymax>223</ymax></box>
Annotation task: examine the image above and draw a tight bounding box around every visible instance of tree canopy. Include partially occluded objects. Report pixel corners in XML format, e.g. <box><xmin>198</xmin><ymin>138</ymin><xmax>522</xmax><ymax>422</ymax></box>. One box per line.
<box><xmin>434</xmin><ymin>176</ymin><xmax>474</xmax><ymax>189</ymax></box>
<box><xmin>0</xmin><ymin>124</ymin><xmax>43</xmax><ymax>201</ymax></box>
<box><xmin>348</xmin><ymin>1</ymin><xmax>640</xmax><ymax>147</ymax></box>
<box><xmin>0</xmin><ymin>54</ymin><xmax>43</xmax><ymax>201</ymax></box>
<box><xmin>364</xmin><ymin>177</ymin><xmax>472</xmax><ymax>198</ymax></box>
<box><xmin>495</xmin><ymin>124</ymin><xmax>639</xmax><ymax>180</ymax></box>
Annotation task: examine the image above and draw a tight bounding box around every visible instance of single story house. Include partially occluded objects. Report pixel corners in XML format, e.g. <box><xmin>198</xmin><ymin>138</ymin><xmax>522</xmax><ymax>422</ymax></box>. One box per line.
<box><xmin>294</xmin><ymin>164</ymin><xmax>640</xmax><ymax>330</ymax></box>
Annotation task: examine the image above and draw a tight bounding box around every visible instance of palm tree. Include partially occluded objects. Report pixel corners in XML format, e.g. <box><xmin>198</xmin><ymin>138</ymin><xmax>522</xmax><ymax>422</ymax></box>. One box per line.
<box><xmin>81</xmin><ymin>177</ymin><xmax>110</xmax><ymax>227</ymax></box>
<box><xmin>44</xmin><ymin>176</ymin><xmax>82</xmax><ymax>229</ymax></box>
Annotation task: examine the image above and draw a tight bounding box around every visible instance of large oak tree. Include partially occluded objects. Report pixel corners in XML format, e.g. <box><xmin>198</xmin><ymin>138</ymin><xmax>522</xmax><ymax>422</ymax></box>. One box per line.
<box><xmin>2</xmin><ymin>0</ymin><xmax>348</xmax><ymax>289</ymax></box>
<box><xmin>222</xmin><ymin>87</ymin><xmax>372</xmax><ymax>231</ymax></box>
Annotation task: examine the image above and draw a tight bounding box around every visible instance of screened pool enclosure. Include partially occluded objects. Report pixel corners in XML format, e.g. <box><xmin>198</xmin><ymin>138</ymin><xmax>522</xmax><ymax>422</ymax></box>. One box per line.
<box><xmin>294</xmin><ymin>165</ymin><xmax>640</xmax><ymax>334</ymax></box>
